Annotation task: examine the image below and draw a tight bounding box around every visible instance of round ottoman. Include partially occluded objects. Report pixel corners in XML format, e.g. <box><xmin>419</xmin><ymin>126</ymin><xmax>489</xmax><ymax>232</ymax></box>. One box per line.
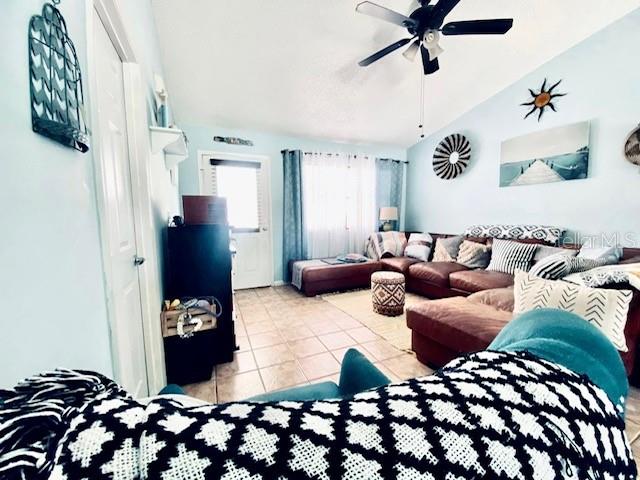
<box><xmin>371</xmin><ymin>271</ymin><xmax>405</xmax><ymax>316</ymax></box>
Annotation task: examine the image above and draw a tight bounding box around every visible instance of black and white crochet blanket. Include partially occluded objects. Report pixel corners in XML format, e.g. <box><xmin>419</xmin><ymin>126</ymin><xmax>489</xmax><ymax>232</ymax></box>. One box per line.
<box><xmin>0</xmin><ymin>351</ymin><xmax>636</xmax><ymax>479</ymax></box>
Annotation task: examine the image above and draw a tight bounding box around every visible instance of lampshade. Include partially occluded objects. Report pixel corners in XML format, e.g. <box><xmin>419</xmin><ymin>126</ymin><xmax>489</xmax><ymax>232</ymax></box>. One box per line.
<box><xmin>379</xmin><ymin>207</ymin><xmax>398</xmax><ymax>221</ymax></box>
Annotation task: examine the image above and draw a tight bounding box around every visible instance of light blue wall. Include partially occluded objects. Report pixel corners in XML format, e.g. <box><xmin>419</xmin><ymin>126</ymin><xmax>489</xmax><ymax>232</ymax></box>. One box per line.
<box><xmin>405</xmin><ymin>9</ymin><xmax>640</xmax><ymax>246</ymax></box>
<box><xmin>179</xmin><ymin>125</ymin><xmax>407</xmax><ymax>282</ymax></box>
<box><xmin>0</xmin><ymin>1</ymin><xmax>172</xmax><ymax>388</ymax></box>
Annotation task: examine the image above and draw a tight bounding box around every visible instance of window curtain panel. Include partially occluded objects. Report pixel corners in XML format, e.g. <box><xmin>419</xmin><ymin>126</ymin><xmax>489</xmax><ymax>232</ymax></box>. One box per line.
<box><xmin>376</xmin><ymin>158</ymin><xmax>404</xmax><ymax>231</ymax></box>
<box><xmin>282</xmin><ymin>150</ymin><xmax>304</xmax><ymax>282</ymax></box>
<box><xmin>302</xmin><ymin>152</ymin><xmax>376</xmax><ymax>259</ymax></box>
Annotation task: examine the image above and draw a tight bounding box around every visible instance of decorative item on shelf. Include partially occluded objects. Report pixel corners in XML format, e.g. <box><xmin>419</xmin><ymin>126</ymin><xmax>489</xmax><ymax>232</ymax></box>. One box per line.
<box><xmin>500</xmin><ymin>121</ymin><xmax>590</xmax><ymax>187</ymax></box>
<box><xmin>624</xmin><ymin>124</ymin><xmax>640</xmax><ymax>167</ymax></box>
<box><xmin>213</xmin><ymin>136</ymin><xmax>254</xmax><ymax>146</ymax></box>
<box><xmin>521</xmin><ymin>78</ymin><xmax>567</xmax><ymax>121</ymax></box>
<box><xmin>29</xmin><ymin>1</ymin><xmax>90</xmax><ymax>153</ymax></box>
<box><xmin>170</xmin><ymin>215</ymin><xmax>184</xmax><ymax>227</ymax></box>
<box><xmin>379</xmin><ymin>207</ymin><xmax>398</xmax><ymax>231</ymax></box>
<box><xmin>154</xmin><ymin>74</ymin><xmax>169</xmax><ymax>128</ymax></box>
<box><xmin>433</xmin><ymin>134</ymin><xmax>471</xmax><ymax>179</ymax></box>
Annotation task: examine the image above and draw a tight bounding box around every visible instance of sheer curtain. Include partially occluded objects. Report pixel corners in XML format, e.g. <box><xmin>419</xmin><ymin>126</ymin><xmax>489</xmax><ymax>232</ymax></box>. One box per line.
<box><xmin>302</xmin><ymin>152</ymin><xmax>376</xmax><ymax>258</ymax></box>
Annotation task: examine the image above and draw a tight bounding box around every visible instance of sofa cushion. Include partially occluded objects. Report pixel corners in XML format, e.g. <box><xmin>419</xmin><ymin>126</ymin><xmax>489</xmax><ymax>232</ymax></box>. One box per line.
<box><xmin>467</xmin><ymin>287</ymin><xmax>515</xmax><ymax>312</ymax></box>
<box><xmin>408</xmin><ymin>262</ymin><xmax>469</xmax><ymax>288</ymax></box>
<box><xmin>380</xmin><ymin>256</ymin><xmax>421</xmax><ymax>274</ymax></box>
<box><xmin>449</xmin><ymin>269</ymin><xmax>514</xmax><ymax>293</ymax></box>
<box><xmin>407</xmin><ymin>297</ymin><xmax>512</xmax><ymax>353</ymax></box>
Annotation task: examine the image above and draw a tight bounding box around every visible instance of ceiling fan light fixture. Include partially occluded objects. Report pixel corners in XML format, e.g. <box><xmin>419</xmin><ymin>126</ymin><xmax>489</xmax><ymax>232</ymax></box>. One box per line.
<box><xmin>402</xmin><ymin>40</ymin><xmax>421</xmax><ymax>62</ymax></box>
<box><xmin>423</xmin><ymin>30</ymin><xmax>444</xmax><ymax>59</ymax></box>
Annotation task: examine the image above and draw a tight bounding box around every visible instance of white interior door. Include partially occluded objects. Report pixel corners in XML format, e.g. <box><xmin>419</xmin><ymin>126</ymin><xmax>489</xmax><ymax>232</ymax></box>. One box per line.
<box><xmin>94</xmin><ymin>11</ymin><xmax>148</xmax><ymax>396</ymax></box>
<box><xmin>200</xmin><ymin>154</ymin><xmax>273</xmax><ymax>289</ymax></box>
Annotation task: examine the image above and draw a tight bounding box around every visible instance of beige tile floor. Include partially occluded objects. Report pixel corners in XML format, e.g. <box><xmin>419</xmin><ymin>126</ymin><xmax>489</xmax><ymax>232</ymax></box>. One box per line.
<box><xmin>183</xmin><ymin>285</ymin><xmax>432</xmax><ymax>404</ymax></box>
<box><xmin>183</xmin><ymin>285</ymin><xmax>640</xmax><ymax>465</ymax></box>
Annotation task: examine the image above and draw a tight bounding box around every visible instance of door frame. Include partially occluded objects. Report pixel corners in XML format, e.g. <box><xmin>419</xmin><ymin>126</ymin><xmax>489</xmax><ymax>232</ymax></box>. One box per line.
<box><xmin>198</xmin><ymin>150</ymin><xmax>275</xmax><ymax>287</ymax></box>
<box><xmin>85</xmin><ymin>0</ymin><xmax>165</xmax><ymax>395</ymax></box>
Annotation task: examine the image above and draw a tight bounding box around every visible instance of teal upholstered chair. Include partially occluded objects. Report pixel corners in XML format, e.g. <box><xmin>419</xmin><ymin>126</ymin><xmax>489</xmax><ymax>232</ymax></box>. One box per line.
<box><xmin>160</xmin><ymin>348</ymin><xmax>391</xmax><ymax>402</ymax></box>
<box><xmin>489</xmin><ymin>308</ymin><xmax>629</xmax><ymax>416</ymax></box>
<box><xmin>249</xmin><ymin>348</ymin><xmax>391</xmax><ymax>402</ymax></box>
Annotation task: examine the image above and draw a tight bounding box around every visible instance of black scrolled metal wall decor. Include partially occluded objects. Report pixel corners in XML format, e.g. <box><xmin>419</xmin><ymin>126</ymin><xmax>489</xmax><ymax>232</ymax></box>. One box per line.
<box><xmin>29</xmin><ymin>1</ymin><xmax>90</xmax><ymax>152</ymax></box>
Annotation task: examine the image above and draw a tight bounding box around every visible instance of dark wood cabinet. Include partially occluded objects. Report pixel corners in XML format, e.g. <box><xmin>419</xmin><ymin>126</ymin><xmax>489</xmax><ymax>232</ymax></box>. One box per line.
<box><xmin>164</xmin><ymin>224</ymin><xmax>236</xmax><ymax>384</ymax></box>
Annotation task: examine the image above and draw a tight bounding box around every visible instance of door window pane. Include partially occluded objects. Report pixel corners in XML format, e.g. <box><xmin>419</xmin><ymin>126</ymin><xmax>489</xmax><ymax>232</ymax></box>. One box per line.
<box><xmin>216</xmin><ymin>165</ymin><xmax>260</xmax><ymax>231</ymax></box>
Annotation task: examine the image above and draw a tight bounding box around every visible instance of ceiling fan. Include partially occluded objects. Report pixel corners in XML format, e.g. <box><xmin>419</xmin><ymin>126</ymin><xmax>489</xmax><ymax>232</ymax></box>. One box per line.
<box><xmin>356</xmin><ymin>0</ymin><xmax>513</xmax><ymax>75</ymax></box>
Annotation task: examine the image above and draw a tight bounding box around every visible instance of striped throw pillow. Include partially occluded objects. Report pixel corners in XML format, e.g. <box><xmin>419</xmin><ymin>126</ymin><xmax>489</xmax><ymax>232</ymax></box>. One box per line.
<box><xmin>529</xmin><ymin>253</ymin><xmax>572</xmax><ymax>279</ymax></box>
<box><xmin>566</xmin><ymin>256</ymin><xmax>612</xmax><ymax>274</ymax></box>
<box><xmin>404</xmin><ymin>233</ymin><xmax>433</xmax><ymax>261</ymax></box>
<box><xmin>486</xmin><ymin>239</ymin><xmax>538</xmax><ymax>275</ymax></box>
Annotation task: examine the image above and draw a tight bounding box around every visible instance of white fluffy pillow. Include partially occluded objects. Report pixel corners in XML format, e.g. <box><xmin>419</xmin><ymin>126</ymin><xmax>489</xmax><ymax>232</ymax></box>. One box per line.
<box><xmin>514</xmin><ymin>270</ymin><xmax>633</xmax><ymax>351</ymax></box>
<box><xmin>404</xmin><ymin>233</ymin><xmax>433</xmax><ymax>262</ymax></box>
<box><xmin>577</xmin><ymin>245</ymin><xmax>622</xmax><ymax>263</ymax></box>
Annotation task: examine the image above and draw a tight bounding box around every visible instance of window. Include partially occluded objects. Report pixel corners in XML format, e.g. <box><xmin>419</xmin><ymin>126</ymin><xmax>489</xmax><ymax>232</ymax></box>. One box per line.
<box><xmin>201</xmin><ymin>158</ymin><xmax>263</xmax><ymax>232</ymax></box>
<box><xmin>302</xmin><ymin>152</ymin><xmax>376</xmax><ymax>258</ymax></box>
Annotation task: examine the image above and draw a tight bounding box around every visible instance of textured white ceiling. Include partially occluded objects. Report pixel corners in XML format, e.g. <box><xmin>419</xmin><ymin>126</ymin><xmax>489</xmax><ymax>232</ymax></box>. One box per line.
<box><xmin>151</xmin><ymin>0</ymin><xmax>639</xmax><ymax>147</ymax></box>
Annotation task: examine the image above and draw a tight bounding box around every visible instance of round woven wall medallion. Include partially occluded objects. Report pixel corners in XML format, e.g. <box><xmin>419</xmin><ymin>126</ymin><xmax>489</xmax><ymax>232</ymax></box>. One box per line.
<box><xmin>624</xmin><ymin>125</ymin><xmax>640</xmax><ymax>167</ymax></box>
<box><xmin>433</xmin><ymin>134</ymin><xmax>471</xmax><ymax>180</ymax></box>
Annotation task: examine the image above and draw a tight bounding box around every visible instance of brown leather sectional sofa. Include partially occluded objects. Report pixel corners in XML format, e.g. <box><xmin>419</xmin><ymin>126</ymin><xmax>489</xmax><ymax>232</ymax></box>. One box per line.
<box><xmin>290</xmin><ymin>232</ymin><xmax>640</xmax><ymax>384</ymax></box>
<box><xmin>394</xmin><ymin>235</ymin><xmax>640</xmax><ymax>384</ymax></box>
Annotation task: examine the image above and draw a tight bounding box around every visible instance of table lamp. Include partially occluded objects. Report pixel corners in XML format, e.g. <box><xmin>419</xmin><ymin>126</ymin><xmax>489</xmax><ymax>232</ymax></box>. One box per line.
<box><xmin>379</xmin><ymin>207</ymin><xmax>398</xmax><ymax>232</ymax></box>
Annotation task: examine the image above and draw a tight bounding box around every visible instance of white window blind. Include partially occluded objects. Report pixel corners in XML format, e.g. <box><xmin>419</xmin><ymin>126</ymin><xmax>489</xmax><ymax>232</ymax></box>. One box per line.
<box><xmin>201</xmin><ymin>158</ymin><xmax>265</xmax><ymax>232</ymax></box>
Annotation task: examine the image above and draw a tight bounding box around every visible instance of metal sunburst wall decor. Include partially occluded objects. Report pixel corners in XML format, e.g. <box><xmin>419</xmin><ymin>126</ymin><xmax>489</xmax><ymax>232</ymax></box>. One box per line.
<box><xmin>29</xmin><ymin>1</ymin><xmax>90</xmax><ymax>152</ymax></box>
<box><xmin>521</xmin><ymin>78</ymin><xmax>567</xmax><ymax>122</ymax></box>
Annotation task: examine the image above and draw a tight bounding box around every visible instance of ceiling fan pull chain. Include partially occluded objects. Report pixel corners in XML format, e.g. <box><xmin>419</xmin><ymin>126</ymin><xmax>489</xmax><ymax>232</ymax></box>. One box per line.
<box><xmin>418</xmin><ymin>69</ymin><xmax>425</xmax><ymax>140</ymax></box>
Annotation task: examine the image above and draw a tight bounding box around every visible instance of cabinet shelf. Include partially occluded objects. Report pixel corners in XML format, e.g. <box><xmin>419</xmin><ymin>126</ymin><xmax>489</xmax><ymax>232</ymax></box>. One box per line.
<box><xmin>149</xmin><ymin>126</ymin><xmax>188</xmax><ymax>169</ymax></box>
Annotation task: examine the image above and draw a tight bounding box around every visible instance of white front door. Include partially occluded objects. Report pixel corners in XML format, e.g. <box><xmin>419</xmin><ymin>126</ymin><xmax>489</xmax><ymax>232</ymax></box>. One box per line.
<box><xmin>94</xmin><ymin>11</ymin><xmax>148</xmax><ymax>396</ymax></box>
<box><xmin>200</xmin><ymin>153</ymin><xmax>273</xmax><ymax>289</ymax></box>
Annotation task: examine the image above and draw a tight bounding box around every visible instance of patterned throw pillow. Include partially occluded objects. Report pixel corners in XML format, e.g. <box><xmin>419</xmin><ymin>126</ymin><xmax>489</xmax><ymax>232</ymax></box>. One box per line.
<box><xmin>404</xmin><ymin>233</ymin><xmax>433</xmax><ymax>261</ymax></box>
<box><xmin>486</xmin><ymin>239</ymin><xmax>538</xmax><ymax>274</ymax></box>
<box><xmin>514</xmin><ymin>271</ymin><xmax>633</xmax><ymax>351</ymax></box>
<box><xmin>457</xmin><ymin>240</ymin><xmax>491</xmax><ymax>269</ymax></box>
<box><xmin>529</xmin><ymin>252</ymin><xmax>573</xmax><ymax>279</ymax></box>
<box><xmin>432</xmin><ymin>235</ymin><xmax>464</xmax><ymax>262</ymax></box>
<box><xmin>464</xmin><ymin>224</ymin><xmax>564</xmax><ymax>244</ymax></box>
<box><xmin>563</xmin><ymin>263</ymin><xmax>640</xmax><ymax>288</ymax></box>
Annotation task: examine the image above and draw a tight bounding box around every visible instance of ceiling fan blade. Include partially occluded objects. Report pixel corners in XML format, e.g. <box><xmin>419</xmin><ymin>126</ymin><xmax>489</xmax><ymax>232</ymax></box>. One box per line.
<box><xmin>441</xmin><ymin>19</ymin><xmax>514</xmax><ymax>35</ymax></box>
<box><xmin>430</xmin><ymin>0</ymin><xmax>461</xmax><ymax>25</ymax></box>
<box><xmin>420</xmin><ymin>45</ymin><xmax>440</xmax><ymax>74</ymax></box>
<box><xmin>356</xmin><ymin>1</ymin><xmax>418</xmax><ymax>28</ymax></box>
<box><xmin>359</xmin><ymin>38</ymin><xmax>413</xmax><ymax>67</ymax></box>
<box><xmin>402</xmin><ymin>39</ymin><xmax>421</xmax><ymax>62</ymax></box>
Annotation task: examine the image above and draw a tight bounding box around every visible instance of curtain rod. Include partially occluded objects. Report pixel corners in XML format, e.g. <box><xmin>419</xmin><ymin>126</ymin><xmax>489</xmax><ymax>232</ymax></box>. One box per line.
<box><xmin>282</xmin><ymin>150</ymin><xmax>408</xmax><ymax>163</ymax></box>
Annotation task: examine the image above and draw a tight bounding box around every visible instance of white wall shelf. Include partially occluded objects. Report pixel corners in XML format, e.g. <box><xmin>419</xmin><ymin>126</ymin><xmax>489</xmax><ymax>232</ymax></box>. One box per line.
<box><xmin>149</xmin><ymin>126</ymin><xmax>188</xmax><ymax>170</ymax></box>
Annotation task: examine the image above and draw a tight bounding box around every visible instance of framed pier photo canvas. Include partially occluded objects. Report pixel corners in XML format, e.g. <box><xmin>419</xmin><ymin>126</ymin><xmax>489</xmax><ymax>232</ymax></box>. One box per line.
<box><xmin>500</xmin><ymin>121</ymin><xmax>590</xmax><ymax>187</ymax></box>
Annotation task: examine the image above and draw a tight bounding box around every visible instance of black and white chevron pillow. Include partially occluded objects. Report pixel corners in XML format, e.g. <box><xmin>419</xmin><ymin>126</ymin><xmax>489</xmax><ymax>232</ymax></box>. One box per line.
<box><xmin>514</xmin><ymin>270</ymin><xmax>633</xmax><ymax>351</ymax></box>
<box><xmin>486</xmin><ymin>239</ymin><xmax>538</xmax><ymax>274</ymax></box>
<box><xmin>529</xmin><ymin>252</ymin><xmax>573</xmax><ymax>279</ymax></box>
